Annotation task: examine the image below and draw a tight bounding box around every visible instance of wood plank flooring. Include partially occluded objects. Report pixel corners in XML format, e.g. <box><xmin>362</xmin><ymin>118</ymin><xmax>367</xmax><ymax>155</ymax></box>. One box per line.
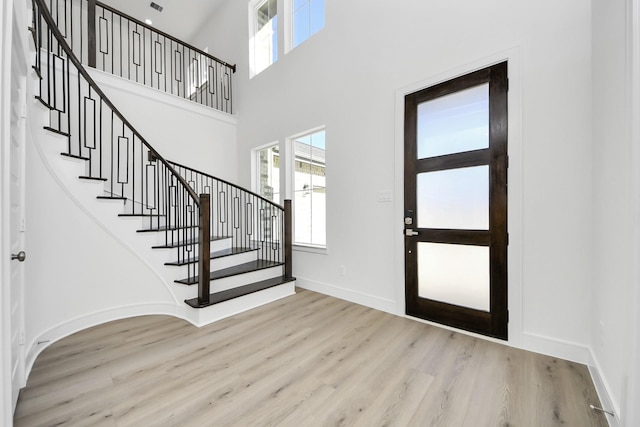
<box><xmin>14</xmin><ymin>289</ymin><xmax>608</xmax><ymax>426</ymax></box>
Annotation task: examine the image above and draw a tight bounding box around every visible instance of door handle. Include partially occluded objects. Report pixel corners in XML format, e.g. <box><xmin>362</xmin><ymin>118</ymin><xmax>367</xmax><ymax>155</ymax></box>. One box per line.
<box><xmin>405</xmin><ymin>229</ymin><xmax>419</xmax><ymax>237</ymax></box>
<box><xmin>11</xmin><ymin>251</ymin><xmax>26</xmax><ymax>262</ymax></box>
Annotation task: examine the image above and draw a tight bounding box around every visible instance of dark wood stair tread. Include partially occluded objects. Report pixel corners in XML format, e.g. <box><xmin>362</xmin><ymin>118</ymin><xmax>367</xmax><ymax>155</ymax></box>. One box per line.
<box><xmin>118</xmin><ymin>213</ymin><xmax>167</xmax><ymax>218</ymax></box>
<box><xmin>96</xmin><ymin>195</ymin><xmax>127</xmax><ymax>200</ymax></box>
<box><xmin>137</xmin><ymin>224</ymin><xmax>198</xmax><ymax>233</ymax></box>
<box><xmin>31</xmin><ymin>65</ymin><xmax>42</xmax><ymax>79</ymax></box>
<box><xmin>152</xmin><ymin>235</ymin><xmax>229</xmax><ymax>249</ymax></box>
<box><xmin>79</xmin><ymin>176</ymin><xmax>107</xmax><ymax>181</ymax></box>
<box><xmin>35</xmin><ymin>96</ymin><xmax>53</xmax><ymax>109</ymax></box>
<box><xmin>184</xmin><ymin>275</ymin><xmax>295</xmax><ymax>308</ymax></box>
<box><xmin>165</xmin><ymin>247</ymin><xmax>258</xmax><ymax>266</ymax></box>
<box><xmin>43</xmin><ymin>126</ymin><xmax>69</xmax><ymax>137</ymax></box>
<box><xmin>61</xmin><ymin>153</ymin><xmax>89</xmax><ymax>161</ymax></box>
<box><xmin>175</xmin><ymin>259</ymin><xmax>283</xmax><ymax>285</ymax></box>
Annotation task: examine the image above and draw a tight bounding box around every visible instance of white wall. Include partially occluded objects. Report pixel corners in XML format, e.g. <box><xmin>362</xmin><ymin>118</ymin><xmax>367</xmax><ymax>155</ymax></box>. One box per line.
<box><xmin>191</xmin><ymin>0</ymin><xmax>595</xmax><ymax>359</ymax></box>
<box><xmin>90</xmin><ymin>69</ymin><xmax>238</xmax><ymax>182</ymax></box>
<box><xmin>591</xmin><ymin>0</ymin><xmax>640</xmax><ymax>424</ymax></box>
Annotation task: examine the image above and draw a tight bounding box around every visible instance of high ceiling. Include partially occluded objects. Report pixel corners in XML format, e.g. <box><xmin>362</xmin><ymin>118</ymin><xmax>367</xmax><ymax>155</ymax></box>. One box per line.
<box><xmin>99</xmin><ymin>0</ymin><xmax>225</xmax><ymax>42</ymax></box>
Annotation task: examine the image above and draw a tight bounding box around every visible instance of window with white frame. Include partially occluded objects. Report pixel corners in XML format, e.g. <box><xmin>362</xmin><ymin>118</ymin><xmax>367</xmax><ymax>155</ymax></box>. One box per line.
<box><xmin>292</xmin><ymin>129</ymin><xmax>326</xmax><ymax>247</ymax></box>
<box><xmin>291</xmin><ymin>0</ymin><xmax>324</xmax><ymax>49</ymax></box>
<box><xmin>188</xmin><ymin>48</ymin><xmax>209</xmax><ymax>97</ymax></box>
<box><xmin>255</xmin><ymin>143</ymin><xmax>281</xmax><ymax>203</ymax></box>
<box><xmin>250</xmin><ymin>0</ymin><xmax>278</xmax><ymax>76</ymax></box>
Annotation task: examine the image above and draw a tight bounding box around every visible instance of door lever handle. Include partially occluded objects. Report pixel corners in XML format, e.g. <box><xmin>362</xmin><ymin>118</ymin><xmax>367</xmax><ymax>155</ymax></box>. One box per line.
<box><xmin>11</xmin><ymin>251</ymin><xmax>26</xmax><ymax>262</ymax></box>
<box><xmin>405</xmin><ymin>229</ymin><xmax>419</xmax><ymax>237</ymax></box>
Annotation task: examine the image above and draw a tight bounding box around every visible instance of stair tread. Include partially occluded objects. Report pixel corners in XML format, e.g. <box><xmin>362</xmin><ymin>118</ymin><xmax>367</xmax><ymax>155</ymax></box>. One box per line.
<box><xmin>96</xmin><ymin>196</ymin><xmax>127</xmax><ymax>200</ymax></box>
<box><xmin>184</xmin><ymin>275</ymin><xmax>295</xmax><ymax>308</ymax></box>
<box><xmin>60</xmin><ymin>153</ymin><xmax>89</xmax><ymax>161</ymax></box>
<box><xmin>175</xmin><ymin>259</ymin><xmax>284</xmax><ymax>285</ymax></box>
<box><xmin>137</xmin><ymin>224</ymin><xmax>198</xmax><ymax>233</ymax></box>
<box><xmin>118</xmin><ymin>213</ymin><xmax>167</xmax><ymax>218</ymax></box>
<box><xmin>152</xmin><ymin>235</ymin><xmax>230</xmax><ymax>249</ymax></box>
<box><xmin>165</xmin><ymin>246</ymin><xmax>259</xmax><ymax>266</ymax></box>
<box><xmin>79</xmin><ymin>176</ymin><xmax>107</xmax><ymax>181</ymax></box>
<box><xmin>44</xmin><ymin>126</ymin><xmax>69</xmax><ymax>137</ymax></box>
<box><xmin>35</xmin><ymin>96</ymin><xmax>53</xmax><ymax>109</ymax></box>
<box><xmin>31</xmin><ymin>64</ymin><xmax>42</xmax><ymax>79</ymax></box>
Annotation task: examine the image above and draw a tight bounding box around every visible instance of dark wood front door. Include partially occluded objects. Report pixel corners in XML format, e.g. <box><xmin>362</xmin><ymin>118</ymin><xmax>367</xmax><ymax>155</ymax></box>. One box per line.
<box><xmin>404</xmin><ymin>62</ymin><xmax>508</xmax><ymax>340</ymax></box>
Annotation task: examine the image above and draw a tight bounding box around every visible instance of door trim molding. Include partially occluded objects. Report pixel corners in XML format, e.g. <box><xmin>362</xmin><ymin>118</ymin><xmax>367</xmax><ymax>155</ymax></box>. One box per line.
<box><xmin>393</xmin><ymin>47</ymin><xmax>524</xmax><ymax>346</ymax></box>
<box><xmin>0</xmin><ymin>0</ymin><xmax>14</xmax><ymax>422</ymax></box>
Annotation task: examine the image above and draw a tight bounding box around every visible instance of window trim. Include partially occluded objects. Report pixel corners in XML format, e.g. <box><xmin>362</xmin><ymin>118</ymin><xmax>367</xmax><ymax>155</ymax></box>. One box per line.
<box><xmin>248</xmin><ymin>0</ymin><xmax>278</xmax><ymax>78</ymax></box>
<box><xmin>284</xmin><ymin>0</ymin><xmax>325</xmax><ymax>54</ymax></box>
<box><xmin>252</xmin><ymin>141</ymin><xmax>282</xmax><ymax>202</ymax></box>
<box><xmin>286</xmin><ymin>125</ymin><xmax>327</xmax><ymax>249</ymax></box>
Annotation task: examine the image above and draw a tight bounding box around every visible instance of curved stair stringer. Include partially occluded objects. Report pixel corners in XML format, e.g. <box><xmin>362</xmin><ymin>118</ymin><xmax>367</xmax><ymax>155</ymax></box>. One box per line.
<box><xmin>24</xmin><ymin>93</ymin><xmax>201</xmax><ymax>374</ymax></box>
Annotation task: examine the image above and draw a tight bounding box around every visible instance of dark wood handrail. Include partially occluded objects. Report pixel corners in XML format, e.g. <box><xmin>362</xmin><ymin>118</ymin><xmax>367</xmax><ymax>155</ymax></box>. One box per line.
<box><xmin>94</xmin><ymin>0</ymin><xmax>237</xmax><ymax>73</ymax></box>
<box><xmin>33</xmin><ymin>0</ymin><xmax>200</xmax><ymax>204</ymax></box>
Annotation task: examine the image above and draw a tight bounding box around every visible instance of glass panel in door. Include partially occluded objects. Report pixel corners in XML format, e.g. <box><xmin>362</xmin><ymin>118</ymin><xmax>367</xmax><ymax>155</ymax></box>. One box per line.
<box><xmin>417</xmin><ymin>242</ymin><xmax>490</xmax><ymax>311</ymax></box>
<box><xmin>416</xmin><ymin>165</ymin><xmax>489</xmax><ymax>230</ymax></box>
<box><xmin>417</xmin><ymin>83</ymin><xmax>489</xmax><ymax>159</ymax></box>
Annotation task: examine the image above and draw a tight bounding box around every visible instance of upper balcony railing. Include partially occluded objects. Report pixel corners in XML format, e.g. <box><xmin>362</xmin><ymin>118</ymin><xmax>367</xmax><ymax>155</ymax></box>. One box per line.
<box><xmin>47</xmin><ymin>0</ymin><xmax>236</xmax><ymax>113</ymax></box>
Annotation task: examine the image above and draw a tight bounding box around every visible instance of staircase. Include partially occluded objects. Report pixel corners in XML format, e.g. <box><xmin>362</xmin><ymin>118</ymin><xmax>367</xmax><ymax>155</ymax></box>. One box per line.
<box><xmin>28</xmin><ymin>0</ymin><xmax>295</xmax><ymax>326</ymax></box>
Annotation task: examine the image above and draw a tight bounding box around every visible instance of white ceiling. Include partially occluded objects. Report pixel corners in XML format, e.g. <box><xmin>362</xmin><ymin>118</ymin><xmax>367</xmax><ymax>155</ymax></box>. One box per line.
<box><xmin>99</xmin><ymin>0</ymin><xmax>226</xmax><ymax>42</ymax></box>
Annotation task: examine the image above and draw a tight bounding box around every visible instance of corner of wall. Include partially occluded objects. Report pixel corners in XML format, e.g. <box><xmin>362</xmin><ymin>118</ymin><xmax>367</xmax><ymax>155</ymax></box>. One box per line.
<box><xmin>589</xmin><ymin>348</ymin><xmax>622</xmax><ymax>427</ymax></box>
<box><xmin>519</xmin><ymin>330</ymin><xmax>591</xmax><ymax>364</ymax></box>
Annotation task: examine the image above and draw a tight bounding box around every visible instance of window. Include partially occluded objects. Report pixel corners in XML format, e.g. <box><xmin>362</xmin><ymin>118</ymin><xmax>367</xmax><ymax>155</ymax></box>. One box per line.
<box><xmin>292</xmin><ymin>0</ymin><xmax>324</xmax><ymax>48</ymax></box>
<box><xmin>255</xmin><ymin>143</ymin><xmax>280</xmax><ymax>203</ymax></box>
<box><xmin>292</xmin><ymin>129</ymin><xmax>326</xmax><ymax>247</ymax></box>
<box><xmin>188</xmin><ymin>48</ymin><xmax>209</xmax><ymax>97</ymax></box>
<box><xmin>250</xmin><ymin>0</ymin><xmax>278</xmax><ymax>76</ymax></box>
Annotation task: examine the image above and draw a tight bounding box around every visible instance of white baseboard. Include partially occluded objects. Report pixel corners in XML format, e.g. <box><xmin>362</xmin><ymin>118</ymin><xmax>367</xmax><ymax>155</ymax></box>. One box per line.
<box><xmin>295</xmin><ymin>277</ymin><xmax>397</xmax><ymax>314</ymax></box>
<box><xmin>23</xmin><ymin>285</ymin><xmax>298</xmax><ymax>387</ymax></box>
<box><xmin>519</xmin><ymin>330</ymin><xmax>591</xmax><ymax>364</ymax></box>
<box><xmin>24</xmin><ymin>302</ymin><xmax>188</xmax><ymax>383</ymax></box>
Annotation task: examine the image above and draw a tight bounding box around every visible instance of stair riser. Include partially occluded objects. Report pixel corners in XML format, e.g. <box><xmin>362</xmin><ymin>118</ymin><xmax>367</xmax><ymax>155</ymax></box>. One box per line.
<box><xmin>142</xmin><ymin>228</ymin><xmax>238</xmax><ymax>249</ymax></box>
<box><xmin>209</xmin><ymin>266</ymin><xmax>284</xmax><ymax>294</ymax></box>
<box><xmin>117</xmin><ymin>215</ymin><xmax>168</xmax><ymax>230</ymax></box>
<box><xmin>208</xmin><ymin>250</ymin><xmax>258</xmax><ymax>272</ymax></box>
<box><xmin>151</xmin><ymin>236</ymin><xmax>232</xmax><ymax>253</ymax></box>
<box><xmin>188</xmin><ymin>282</ymin><xmax>296</xmax><ymax>327</ymax></box>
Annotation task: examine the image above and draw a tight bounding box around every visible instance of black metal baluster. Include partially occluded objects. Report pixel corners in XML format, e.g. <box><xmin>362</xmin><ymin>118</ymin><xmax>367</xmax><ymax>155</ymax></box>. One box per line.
<box><xmin>99</xmin><ymin>98</ymin><xmax>102</xmax><ymax>178</ymax></box>
<box><xmin>75</xmin><ymin>55</ymin><xmax>81</xmax><ymax>157</ymax></box>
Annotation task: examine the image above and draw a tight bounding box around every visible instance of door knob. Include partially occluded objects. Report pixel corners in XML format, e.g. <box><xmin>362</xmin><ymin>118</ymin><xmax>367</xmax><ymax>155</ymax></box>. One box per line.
<box><xmin>11</xmin><ymin>251</ymin><xmax>26</xmax><ymax>262</ymax></box>
<box><xmin>405</xmin><ymin>229</ymin><xmax>419</xmax><ymax>236</ymax></box>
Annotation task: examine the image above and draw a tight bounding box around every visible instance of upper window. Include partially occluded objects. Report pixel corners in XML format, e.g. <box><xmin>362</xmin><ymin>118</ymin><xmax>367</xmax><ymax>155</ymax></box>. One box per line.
<box><xmin>188</xmin><ymin>48</ymin><xmax>209</xmax><ymax>97</ymax></box>
<box><xmin>292</xmin><ymin>0</ymin><xmax>325</xmax><ymax>49</ymax></box>
<box><xmin>292</xmin><ymin>129</ymin><xmax>326</xmax><ymax>247</ymax></box>
<box><xmin>250</xmin><ymin>0</ymin><xmax>278</xmax><ymax>76</ymax></box>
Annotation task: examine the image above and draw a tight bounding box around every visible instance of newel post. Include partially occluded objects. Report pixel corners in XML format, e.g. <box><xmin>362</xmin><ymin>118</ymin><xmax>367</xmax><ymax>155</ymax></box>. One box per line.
<box><xmin>198</xmin><ymin>194</ymin><xmax>211</xmax><ymax>305</ymax></box>
<box><xmin>284</xmin><ymin>199</ymin><xmax>292</xmax><ymax>279</ymax></box>
<box><xmin>87</xmin><ymin>0</ymin><xmax>96</xmax><ymax>67</ymax></box>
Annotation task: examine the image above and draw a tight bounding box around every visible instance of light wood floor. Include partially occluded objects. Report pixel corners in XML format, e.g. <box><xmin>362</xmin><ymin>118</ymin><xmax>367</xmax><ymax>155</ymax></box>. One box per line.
<box><xmin>14</xmin><ymin>288</ymin><xmax>608</xmax><ymax>427</ymax></box>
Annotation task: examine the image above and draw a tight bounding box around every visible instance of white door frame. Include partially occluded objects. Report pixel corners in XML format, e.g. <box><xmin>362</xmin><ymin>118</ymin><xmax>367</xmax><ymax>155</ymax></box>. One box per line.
<box><xmin>2</xmin><ymin>0</ymin><xmax>29</xmax><ymax>424</ymax></box>
<box><xmin>0</xmin><ymin>0</ymin><xmax>16</xmax><ymax>421</ymax></box>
